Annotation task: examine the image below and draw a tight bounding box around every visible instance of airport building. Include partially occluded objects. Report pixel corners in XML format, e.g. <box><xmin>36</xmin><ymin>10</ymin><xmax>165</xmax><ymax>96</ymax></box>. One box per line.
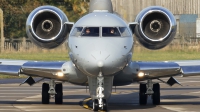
<box><xmin>111</xmin><ymin>0</ymin><xmax>200</xmax><ymax>40</ymax></box>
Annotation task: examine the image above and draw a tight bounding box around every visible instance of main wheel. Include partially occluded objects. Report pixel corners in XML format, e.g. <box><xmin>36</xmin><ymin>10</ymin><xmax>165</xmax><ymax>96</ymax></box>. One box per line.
<box><xmin>42</xmin><ymin>83</ymin><xmax>50</xmax><ymax>104</ymax></box>
<box><xmin>55</xmin><ymin>83</ymin><xmax>63</xmax><ymax>104</ymax></box>
<box><xmin>93</xmin><ymin>99</ymin><xmax>99</xmax><ymax>111</ymax></box>
<box><xmin>152</xmin><ymin>83</ymin><xmax>160</xmax><ymax>105</ymax></box>
<box><xmin>102</xmin><ymin>99</ymin><xmax>107</xmax><ymax>111</ymax></box>
<box><xmin>139</xmin><ymin>83</ymin><xmax>147</xmax><ymax>105</ymax></box>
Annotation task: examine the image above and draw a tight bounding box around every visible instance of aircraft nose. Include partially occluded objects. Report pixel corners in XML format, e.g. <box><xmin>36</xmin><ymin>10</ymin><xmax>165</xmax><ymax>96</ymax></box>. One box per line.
<box><xmin>73</xmin><ymin>38</ymin><xmax>132</xmax><ymax>76</ymax></box>
<box><xmin>87</xmin><ymin>50</ymin><xmax>127</xmax><ymax>76</ymax></box>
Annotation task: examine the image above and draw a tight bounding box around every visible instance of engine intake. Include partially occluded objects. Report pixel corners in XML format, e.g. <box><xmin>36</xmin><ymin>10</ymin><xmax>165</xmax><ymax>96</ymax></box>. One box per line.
<box><xmin>134</xmin><ymin>6</ymin><xmax>177</xmax><ymax>50</ymax></box>
<box><xmin>26</xmin><ymin>6</ymin><xmax>71</xmax><ymax>49</ymax></box>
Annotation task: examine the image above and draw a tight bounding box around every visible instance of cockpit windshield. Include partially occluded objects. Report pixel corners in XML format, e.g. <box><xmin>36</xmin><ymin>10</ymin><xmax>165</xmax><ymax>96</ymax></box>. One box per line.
<box><xmin>70</xmin><ymin>27</ymin><xmax>131</xmax><ymax>37</ymax></box>
<box><xmin>119</xmin><ymin>27</ymin><xmax>131</xmax><ymax>37</ymax></box>
<box><xmin>81</xmin><ymin>27</ymin><xmax>99</xmax><ymax>36</ymax></box>
<box><xmin>102</xmin><ymin>27</ymin><xmax>120</xmax><ymax>37</ymax></box>
<box><xmin>70</xmin><ymin>27</ymin><xmax>83</xmax><ymax>36</ymax></box>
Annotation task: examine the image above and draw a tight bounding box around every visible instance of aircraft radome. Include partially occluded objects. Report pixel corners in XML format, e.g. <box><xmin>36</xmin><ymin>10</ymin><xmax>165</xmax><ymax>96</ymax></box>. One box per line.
<box><xmin>1</xmin><ymin>0</ymin><xmax>200</xmax><ymax>111</ymax></box>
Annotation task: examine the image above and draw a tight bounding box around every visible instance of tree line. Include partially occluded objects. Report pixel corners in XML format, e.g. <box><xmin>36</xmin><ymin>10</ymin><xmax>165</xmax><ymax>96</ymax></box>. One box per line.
<box><xmin>0</xmin><ymin>0</ymin><xmax>89</xmax><ymax>39</ymax></box>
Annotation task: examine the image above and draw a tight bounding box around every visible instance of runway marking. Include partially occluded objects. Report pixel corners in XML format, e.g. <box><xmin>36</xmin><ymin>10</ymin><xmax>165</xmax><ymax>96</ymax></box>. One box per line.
<box><xmin>124</xmin><ymin>85</ymin><xmax>138</xmax><ymax>87</ymax></box>
<box><xmin>0</xmin><ymin>96</ymin><xmax>28</xmax><ymax>97</ymax></box>
<box><xmin>17</xmin><ymin>95</ymin><xmax>41</xmax><ymax>101</ymax></box>
<box><xmin>161</xmin><ymin>99</ymin><xmax>182</xmax><ymax>102</ymax></box>
<box><xmin>189</xmin><ymin>91</ymin><xmax>200</xmax><ymax>94</ymax></box>
<box><xmin>0</xmin><ymin>109</ymin><xmax>21</xmax><ymax>111</ymax></box>
<box><xmin>23</xmin><ymin>95</ymin><xmax>41</xmax><ymax>99</ymax></box>
<box><xmin>0</xmin><ymin>105</ymin><xmax>18</xmax><ymax>107</ymax></box>
<box><xmin>20</xmin><ymin>109</ymin><xmax>85</xmax><ymax>111</ymax></box>
<box><xmin>0</xmin><ymin>87</ymin><xmax>35</xmax><ymax>88</ymax></box>
<box><xmin>179</xmin><ymin>81</ymin><xmax>200</xmax><ymax>83</ymax></box>
<box><xmin>0</xmin><ymin>99</ymin><xmax>23</xmax><ymax>100</ymax></box>
<box><xmin>0</xmin><ymin>90</ymin><xmax>83</xmax><ymax>92</ymax></box>
<box><xmin>160</xmin><ymin>105</ymin><xmax>197</xmax><ymax>112</ymax></box>
<box><xmin>0</xmin><ymin>90</ymin><xmax>40</xmax><ymax>91</ymax></box>
<box><xmin>0</xmin><ymin>93</ymin><xmax>37</xmax><ymax>94</ymax></box>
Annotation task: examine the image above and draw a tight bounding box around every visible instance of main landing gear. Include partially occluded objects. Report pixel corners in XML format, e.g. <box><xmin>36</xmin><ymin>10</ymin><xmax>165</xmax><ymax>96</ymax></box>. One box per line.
<box><xmin>139</xmin><ymin>79</ymin><xmax>160</xmax><ymax>105</ymax></box>
<box><xmin>93</xmin><ymin>72</ymin><xmax>107</xmax><ymax>111</ymax></box>
<box><xmin>42</xmin><ymin>79</ymin><xmax>63</xmax><ymax>104</ymax></box>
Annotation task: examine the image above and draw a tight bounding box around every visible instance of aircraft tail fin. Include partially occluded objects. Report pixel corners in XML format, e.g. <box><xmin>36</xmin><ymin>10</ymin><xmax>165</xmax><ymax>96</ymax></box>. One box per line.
<box><xmin>89</xmin><ymin>0</ymin><xmax>113</xmax><ymax>13</ymax></box>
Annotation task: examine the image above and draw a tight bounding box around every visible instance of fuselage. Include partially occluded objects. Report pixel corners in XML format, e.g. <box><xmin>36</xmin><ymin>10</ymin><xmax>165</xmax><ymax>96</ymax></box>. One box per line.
<box><xmin>68</xmin><ymin>12</ymin><xmax>134</xmax><ymax>77</ymax></box>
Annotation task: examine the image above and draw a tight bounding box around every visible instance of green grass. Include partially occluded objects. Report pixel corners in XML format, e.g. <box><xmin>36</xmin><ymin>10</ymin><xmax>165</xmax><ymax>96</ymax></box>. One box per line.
<box><xmin>133</xmin><ymin>49</ymin><xmax>200</xmax><ymax>61</ymax></box>
<box><xmin>0</xmin><ymin>74</ymin><xmax>28</xmax><ymax>79</ymax></box>
<box><xmin>1</xmin><ymin>46</ymin><xmax>200</xmax><ymax>61</ymax></box>
<box><xmin>0</xmin><ymin>51</ymin><xmax>69</xmax><ymax>61</ymax></box>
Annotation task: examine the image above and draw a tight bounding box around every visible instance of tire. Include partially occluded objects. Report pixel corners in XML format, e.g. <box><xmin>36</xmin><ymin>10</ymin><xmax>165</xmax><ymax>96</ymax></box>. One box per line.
<box><xmin>152</xmin><ymin>83</ymin><xmax>160</xmax><ymax>105</ymax></box>
<box><xmin>102</xmin><ymin>99</ymin><xmax>107</xmax><ymax>111</ymax></box>
<box><xmin>93</xmin><ymin>99</ymin><xmax>99</xmax><ymax>111</ymax></box>
<box><xmin>139</xmin><ymin>83</ymin><xmax>147</xmax><ymax>105</ymax></box>
<box><xmin>55</xmin><ymin>83</ymin><xmax>63</xmax><ymax>104</ymax></box>
<box><xmin>42</xmin><ymin>83</ymin><xmax>50</xmax><ymax>104</ymax></box>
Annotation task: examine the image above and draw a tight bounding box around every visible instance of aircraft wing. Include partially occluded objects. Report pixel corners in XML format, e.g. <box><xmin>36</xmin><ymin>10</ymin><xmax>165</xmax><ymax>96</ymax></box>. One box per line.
<box><xmin>126</xmin><ymin>60</ymin><xmax>200</xmax><ymax>80</ymax></box>
<box><xmin>0</xmin><ymin>59</ymin><xmax>70</xmax><ymax>81</ymax></box>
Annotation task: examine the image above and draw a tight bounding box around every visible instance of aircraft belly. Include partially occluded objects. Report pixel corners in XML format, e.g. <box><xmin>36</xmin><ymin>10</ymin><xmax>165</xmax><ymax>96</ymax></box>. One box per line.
<box><xmin>113</xmin><ymin>71</ymin><xmax>133</xmax><ymax>86</ymax></box>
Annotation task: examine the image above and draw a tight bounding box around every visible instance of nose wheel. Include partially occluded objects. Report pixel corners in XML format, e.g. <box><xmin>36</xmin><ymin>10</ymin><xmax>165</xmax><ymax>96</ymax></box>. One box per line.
<box><xmin>93</xmin><ymin>99</ymin><xmax>99</xmax><ymax>111</ymax></box>
<box><xmin>102</xmin><ymin>99</ymin><xmax>107</xmax><ymax>111</ymax></box>
<box><xmin>93</xmin><ymin>99</ymin><xmax>107</xmax><ymax>111</ymax></box>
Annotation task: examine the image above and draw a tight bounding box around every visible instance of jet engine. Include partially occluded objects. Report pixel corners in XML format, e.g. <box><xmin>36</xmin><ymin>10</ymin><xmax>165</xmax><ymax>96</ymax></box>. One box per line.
<box><xmin>26</xmin><ymin>6</ymin><xmax>72</xmax><ymax>49</ymax></box>
<box><xmin>134</xmin><ymin>6</ymin><xmax>177</xmax><ymax>50</ymax></box>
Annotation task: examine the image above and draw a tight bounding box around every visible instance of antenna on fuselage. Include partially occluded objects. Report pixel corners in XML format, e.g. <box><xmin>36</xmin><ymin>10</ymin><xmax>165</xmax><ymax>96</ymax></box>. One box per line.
<box><xmin>89</xmin><ymin>0</ymin><xmax>113</xmax><ymax>13</ymax></box>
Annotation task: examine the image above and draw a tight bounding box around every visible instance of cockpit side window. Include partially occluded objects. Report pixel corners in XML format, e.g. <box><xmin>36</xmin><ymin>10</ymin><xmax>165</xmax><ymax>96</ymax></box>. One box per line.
<box><xmin>119</xmin><ymin>27</ymin><xmax>131</xmax><ymax>37</ymax></box>
<box><xmin>70</xmin><ymin>27</ymin><xmax>83</xmax><ymax>36</ymax></box>
<box><xmin>102</xmin><ymin>27</ymin><xmax>120</xmax><ymax>37</ymax></box>
<box><xmin>81</xmin><ymin>27</ymin><xmax>99</xmax><ymax>36</ymax></box>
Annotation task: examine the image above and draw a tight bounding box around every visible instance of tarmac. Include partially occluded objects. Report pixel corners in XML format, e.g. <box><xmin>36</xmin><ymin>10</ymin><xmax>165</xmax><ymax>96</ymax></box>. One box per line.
<box><xmin>0</xmin><ymin>76</ymin><xmax>200</xmax><ymax>112</ymax></box>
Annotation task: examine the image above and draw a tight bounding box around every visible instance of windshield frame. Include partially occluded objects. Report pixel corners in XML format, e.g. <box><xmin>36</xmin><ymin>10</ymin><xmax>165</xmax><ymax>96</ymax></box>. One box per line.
<box><xmin>70</xmin><ymin>26</ymin><xmax>131</xmax><ymax>38</ymax></box>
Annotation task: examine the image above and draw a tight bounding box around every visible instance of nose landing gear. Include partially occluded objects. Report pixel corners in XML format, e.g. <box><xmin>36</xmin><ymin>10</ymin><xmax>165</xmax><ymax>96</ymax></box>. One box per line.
<box><xmin>92</xmin><ymin>72</ymin><xmax>107</xmax><ymax>111</ymax></box>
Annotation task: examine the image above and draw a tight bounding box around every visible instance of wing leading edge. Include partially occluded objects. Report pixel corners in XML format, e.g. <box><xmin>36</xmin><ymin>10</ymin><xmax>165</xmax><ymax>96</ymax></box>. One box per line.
<box><xmin>0</xmin><ymin>60</ymin><xmax>88</xmax><ymax>85</ymax></box>
<box><xmin>124</xmin><ymin>60</ymin><xmax>200</xmax><ymax>81</ymax></box>
<box><xmin>0</xmin><ymin>60</ymin><xmax>69</xmax><ymax>81</ymax></box>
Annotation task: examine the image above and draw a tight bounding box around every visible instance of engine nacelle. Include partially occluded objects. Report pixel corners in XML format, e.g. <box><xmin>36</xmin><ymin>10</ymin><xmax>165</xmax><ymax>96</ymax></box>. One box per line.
<box><xmin>26</xmin><ymin>6</ymin><xmax>71</xmax><ymax>49</ymax></box>
<box><xmin>134</xmin><ymin>6</ymin><xmax>177</xmax><ymax>50</ymax></box>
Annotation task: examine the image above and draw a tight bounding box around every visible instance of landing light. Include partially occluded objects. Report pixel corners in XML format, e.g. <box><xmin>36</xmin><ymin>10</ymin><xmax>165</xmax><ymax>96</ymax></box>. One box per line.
<box><xmin>56</xmin><ymin>72</ymin><xmax>64</xmax><ymax>77</ymax></box>
<box><xmin>138</xmin><ymin>72</ymin><xmax>145</xmax><ymax>77</ymax></box>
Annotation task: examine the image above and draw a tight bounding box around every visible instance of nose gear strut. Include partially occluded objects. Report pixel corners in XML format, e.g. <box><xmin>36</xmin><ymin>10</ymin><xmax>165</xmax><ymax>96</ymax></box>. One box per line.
<box><xmin>93</xmin><ymin>72</ymin><xmax>107</xmax><ymax>111</ymax></box>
